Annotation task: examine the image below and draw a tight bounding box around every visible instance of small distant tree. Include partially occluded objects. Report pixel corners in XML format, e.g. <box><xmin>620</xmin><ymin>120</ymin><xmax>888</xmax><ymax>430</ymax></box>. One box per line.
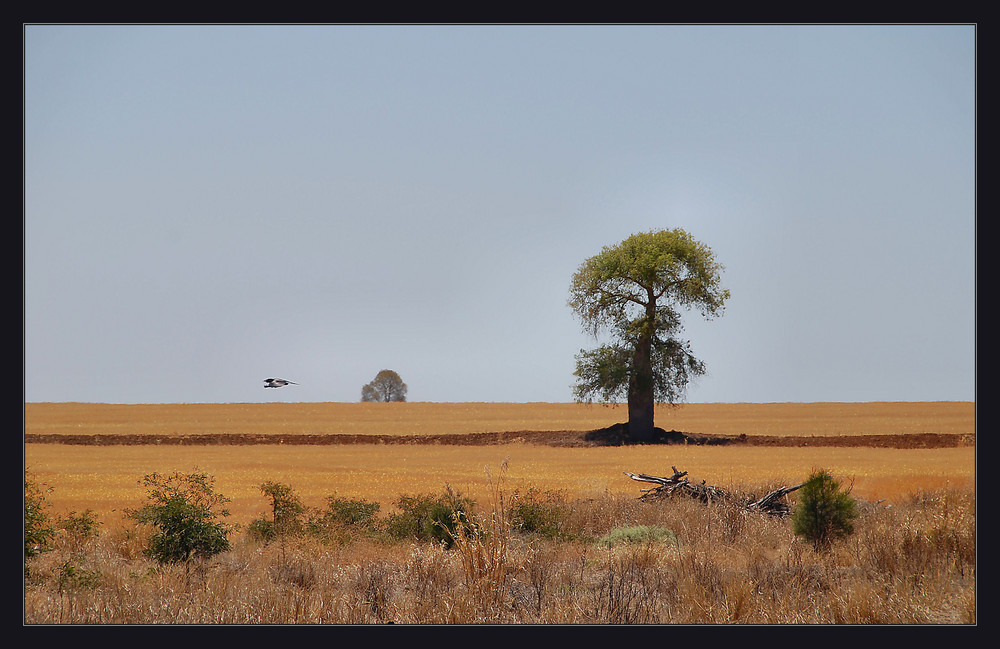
<box><xmin>791</xmin><ymin>469</ymin><xmax>860</xmax><ymax>551</ymax></box>
<box><xmin>126</xmin><ymin>471</ymin><xmax>232</xmax><ymax>564</ymax></box>
<box><xmin>361</xmin><ymin>369</ymin><xmax>408</xmax><ymax>402</ymax></box>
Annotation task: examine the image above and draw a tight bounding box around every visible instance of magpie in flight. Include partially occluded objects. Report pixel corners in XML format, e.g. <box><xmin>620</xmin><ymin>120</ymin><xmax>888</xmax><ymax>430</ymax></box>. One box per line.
<box><xmin>264</xmin><ymin>378</ymin><xmax>298</xmax><ymax>388</ymax></box>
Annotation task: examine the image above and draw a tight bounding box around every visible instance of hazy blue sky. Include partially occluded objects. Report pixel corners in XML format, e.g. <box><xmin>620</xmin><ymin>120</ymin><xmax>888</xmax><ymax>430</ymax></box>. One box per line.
<box><xmin>24</xmin><ymin>24</ymin><xmax>976</xmax><ymax>404</ymax></box>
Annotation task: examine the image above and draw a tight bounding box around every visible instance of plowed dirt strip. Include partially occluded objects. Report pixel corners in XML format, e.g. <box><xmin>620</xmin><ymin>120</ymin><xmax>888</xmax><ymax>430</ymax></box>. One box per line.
<box><xmin>23</xmin><ymin>430</ymin><xmax>973</xmax><ymax>449</ymax></box>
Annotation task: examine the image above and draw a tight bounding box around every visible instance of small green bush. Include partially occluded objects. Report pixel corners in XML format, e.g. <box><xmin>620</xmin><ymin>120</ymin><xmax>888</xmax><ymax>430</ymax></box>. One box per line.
<box><xmin>127</xmin><ymin>471</ymin><xmax>232</xmax><ymax>564</ymax></box>
<box><xmin>386</xmin><ymin>487</ymin><xmax>475</xmax><ymax>548</ymax></box>
<box><xmin>246</xmin><ymin>519</ymin><xmax>277</xmax><ymax>544</ymax></box>
<box><xmin>58</xmin><ymin>510</ymin><xmax>101</xmax><ymax>549</ymax></box>
<box><xmin>791</xmin><ymin>469</ymin><xmax>860</xmax><ymax>550</ymax></box>
<box><xmin>24</xmin><ymin>471</ymin><xmax>56</xmax><ymax>566</ymax></box>
<box><xmin>56</xmin><ymin>560</ymin><xmax>101</xmax><ymax>592</ymax></box>
<box><xmin>248</xmin><ymin>481</ymin><xmax>306</xmax><ymax>543</ymax></box>
<box><xmin>304</xmin><ymin>496</ymin><xmax>382</xmax><ymax>544</ymax></box>
<box><xmin>597</xmin><ymin>525</ymin><xmax>678</xmax><ymax>547</ymax></box>
<box><xmin>510</xmin><ymin>488</ymin><xmax>567</xmax><ymax>538</ymax></box>
<box><xmin>321</xmin><ymin>495</ymin><xmax>381</xmax><ymax>528</ymax></box>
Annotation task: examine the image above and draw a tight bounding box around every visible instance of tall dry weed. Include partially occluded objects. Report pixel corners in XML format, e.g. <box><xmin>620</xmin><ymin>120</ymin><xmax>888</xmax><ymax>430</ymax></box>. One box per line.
<box><xmin>445</xmin><ymin>462</ymin><xmax>513</xmax><ymax>622</ymax></box>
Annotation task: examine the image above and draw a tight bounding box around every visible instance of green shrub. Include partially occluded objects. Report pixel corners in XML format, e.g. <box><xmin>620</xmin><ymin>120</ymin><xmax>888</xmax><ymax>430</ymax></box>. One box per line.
<box><xmin>321</xmin><ymin>495</ymin><xmax>381</xmax><ymax>527</ymax></box>
<box><xmin>246</xmin><ymin>519</ymin><xmax>277</xmax><ymax>544</ymax></box>
<box><xmin>304</xmin><ymin>496</ymin><xmax>382</xmax><ymax>544</ymax></box>
<box><xmin>58</xmin><ymin>510</ymin><xmax>101</xmax><ymax>549</ymax></box>
<box><xmin>126</xmin><ymin>471</ymin><xmax>232</xmax><ymax>564</ymax></box>
<box><xmin>791</xmin><ymin>469</ymin><xmax>860</xmax><ymax>550</ymax></box>
<box><xmin>510</xmin><ymin>488</ymin><xmax>567</xmax><ymax>538</ymax></box>
<box><xmin>248</xmin><ymin>481</ymin><xmax>306</xmax><ymax>543</ymax></box>
<box><xmin>56</xmin><ymin>560</ymin><xmax>101</xmax><ymax>592</ymax></box>
<box><xmin>24</xmin><ymin>471</ymin><xmax>56</xmax><ymax>565</ymax></box>
<box><xmin>386</xmin><ymin>487</ymin><xmax>475</xmax><ymax>548</ymax></box>
<box><xmin>597</xmin><ymin>525</ymin><xmax>678</xmax><ymax>547</ymax></box>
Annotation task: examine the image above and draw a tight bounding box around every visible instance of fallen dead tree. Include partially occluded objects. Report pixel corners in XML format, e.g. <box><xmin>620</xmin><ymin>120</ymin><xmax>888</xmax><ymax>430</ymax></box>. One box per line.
<box><xmin>624</xmin><ymin>466</ymin><xmax>805</xmax><ymax>517</ymax></box>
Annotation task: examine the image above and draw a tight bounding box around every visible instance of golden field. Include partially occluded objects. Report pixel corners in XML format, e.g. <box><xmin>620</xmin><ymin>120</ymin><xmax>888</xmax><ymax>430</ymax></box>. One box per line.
<box><xmin>24</xmin><ymin>443</ymin><xmax>974</xmax><ymax>527</ymax></box>
<box><xmin>24</xmin><ymin>401</ymin><xmax>975</xmax><ymax>527</ymax></box>
<box><xmin>24</xmin><ymin>400</ymin><xmax>975</xmax><ymax>437</ymax></box>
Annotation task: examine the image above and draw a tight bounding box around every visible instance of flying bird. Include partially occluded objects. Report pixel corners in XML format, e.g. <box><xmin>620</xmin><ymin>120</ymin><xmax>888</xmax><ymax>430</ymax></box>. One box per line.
<box><xmin>264</xmin><ymin>378</ymin><xmax>298</xmax><ymax>388</ymax></box>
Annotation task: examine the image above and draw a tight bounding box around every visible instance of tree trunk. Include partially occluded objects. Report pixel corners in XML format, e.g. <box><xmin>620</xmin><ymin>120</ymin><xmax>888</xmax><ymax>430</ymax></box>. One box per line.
<box><xmin>628</xmin><ymin>333</ymin><xmax>655</xmax><ymax>442</ymax></box>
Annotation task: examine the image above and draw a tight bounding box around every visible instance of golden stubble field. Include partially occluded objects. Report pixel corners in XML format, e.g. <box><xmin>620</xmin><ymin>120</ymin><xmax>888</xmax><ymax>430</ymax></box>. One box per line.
<box><xmin>24</xmin><ymin>401</ymin><xmax>975</xmax><ymax>527</ymax></box>
<box><xmin>23</xmin><ymin>401</ymin><xmax>975</xmax><ymax>437</ymax></box>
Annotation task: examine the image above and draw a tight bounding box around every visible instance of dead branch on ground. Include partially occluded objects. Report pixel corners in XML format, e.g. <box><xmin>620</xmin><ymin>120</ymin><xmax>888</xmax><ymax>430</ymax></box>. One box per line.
<box><xmin>624</xmin><ymin>466</ymin><xmax>804</xmax><ymax>517</ymax></box>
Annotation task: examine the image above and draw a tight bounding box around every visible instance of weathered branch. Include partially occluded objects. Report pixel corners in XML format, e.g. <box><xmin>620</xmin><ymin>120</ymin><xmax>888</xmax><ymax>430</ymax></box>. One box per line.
<box><xmin>625</xmin><ymin>466</ymin><xmax>804</xmax><ymax>517</ymax></box>
<box><xmin>747</xmin><ymin>483</ymin><xmax>805</xmax><ymax>515</ymax></box>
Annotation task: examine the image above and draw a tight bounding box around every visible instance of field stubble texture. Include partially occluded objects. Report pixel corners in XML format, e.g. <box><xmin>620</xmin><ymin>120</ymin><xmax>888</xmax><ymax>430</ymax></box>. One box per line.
<box><xmin>25</xmin><ymin>401</ymin><xmax>974</xmax><ymax>523</ymax></box>
<box><xmin>25</xmin><ymin>401</ymin><xmax>975</xmax><ymax>447</ymax></box>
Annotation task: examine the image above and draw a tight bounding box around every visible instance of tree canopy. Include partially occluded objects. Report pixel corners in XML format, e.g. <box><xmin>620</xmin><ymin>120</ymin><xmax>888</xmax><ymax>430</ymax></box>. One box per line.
<box><xmin>361</xmin><ymin>369</ymin><xmax>408</xmax><ymax>403</ymax></box>
<box><xmin>569</xmin><ymin>228</ymin><xmax>728</xmax><ymax>441</ymax></box>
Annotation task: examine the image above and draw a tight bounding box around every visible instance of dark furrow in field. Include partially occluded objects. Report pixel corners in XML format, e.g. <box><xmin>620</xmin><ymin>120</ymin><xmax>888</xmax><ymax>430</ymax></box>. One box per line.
<box><xmin>23</xmin><ymin>430</ymin><xmax>973</xmax><ymax>449</ymax></box>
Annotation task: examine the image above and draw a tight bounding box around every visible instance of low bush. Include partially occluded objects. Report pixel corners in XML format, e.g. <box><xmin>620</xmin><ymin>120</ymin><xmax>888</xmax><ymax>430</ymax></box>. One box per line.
<box><xmin>304</xmin><ymin>496</ymin><xmax>382</xmax><ymax>544</ymax></box>
<box><xmin>126</xmin><ymin>471</ymin><xmax>232</xmax><ymax>564</ymax></box>
<box><xmin>57</xmin><ymin>510</ymin><xmax>101</xmax><ymax>550</ymax></box>
<box><xmin>510</xmin><ymin>488</ymin><xmax>567</xmax><ymax>539</ymax></box>
<box><xmin>55</xmin><ymin>560</ymin><xmax>101</xmax><ymax>593</ymax></box>
<box><xmin>248</xmin><ymin>481</ymin><xmax>306</xmax><ymax>543</ymax></box>
<box><xmin>791</xmin><ymin>469</ymin><xmax>859</xmax><ymax>551</ymax></box>
<box><xmin>320</xmin><ymin>495</ymin><xmax>381</xmax><ymax>528</ymax></box>
<box><xmin>24</xmin><ymin>471</ymin><xmax>56</xmax><ymax>573</ymax></box>
<box><xmin>386</xmin><ymin>487</ymin><xmax>475</xmax><ymax>548</ymax></box>
<box><xmin>597</xmin><ymin>525</ymin><xmax>678</xmax><ymax>548</ymax></box>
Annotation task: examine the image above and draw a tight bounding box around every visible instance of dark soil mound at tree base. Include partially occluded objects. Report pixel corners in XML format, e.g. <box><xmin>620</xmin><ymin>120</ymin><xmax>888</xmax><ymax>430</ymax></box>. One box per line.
<box><xmin>583</xmin><ymin>422</ymin><xmax>717</xmax><ymax>446</ymax></box>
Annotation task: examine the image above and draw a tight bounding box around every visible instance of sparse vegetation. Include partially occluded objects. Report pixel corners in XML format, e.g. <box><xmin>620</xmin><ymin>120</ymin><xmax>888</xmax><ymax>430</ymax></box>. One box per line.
<box><xmin>23</xmin><ymin>483</ymin><xmax>975</xmax><ymax>624</ymax></box>
<box><xmin>57</xmin><ymin>509</ymin><xmax>101</xmax><ymax>551</ymax></box>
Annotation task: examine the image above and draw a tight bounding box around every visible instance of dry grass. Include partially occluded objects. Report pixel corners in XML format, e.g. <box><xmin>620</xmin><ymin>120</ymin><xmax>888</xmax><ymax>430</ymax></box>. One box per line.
<box><xmin>24</xmin><ymin>401</ymin><xmax>975</xmax><ymax>437</ymax></box>
<box><xmin>23</xmin><ymin>401</ymin><xmax>976</xmax><ymax>624</ymax></box>
<box><xmin>24</xmin><ymin>482</ymin><xmax>975</xmax><ymax>624</ymax></box>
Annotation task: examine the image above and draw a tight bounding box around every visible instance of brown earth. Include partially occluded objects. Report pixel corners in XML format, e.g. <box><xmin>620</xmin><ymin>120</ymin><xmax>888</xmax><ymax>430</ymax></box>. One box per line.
<box><xmin>23</xmin><ymin>426</ymin><xmax>973</xmax><ymax>449</ymax></box>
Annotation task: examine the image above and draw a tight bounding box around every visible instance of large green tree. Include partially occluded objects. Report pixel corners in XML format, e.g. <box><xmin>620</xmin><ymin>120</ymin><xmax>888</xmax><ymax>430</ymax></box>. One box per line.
<box><xmin>569</xmin><ymin>229</ymin><xmax>729</xmax><ymax>442</ymax></box>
